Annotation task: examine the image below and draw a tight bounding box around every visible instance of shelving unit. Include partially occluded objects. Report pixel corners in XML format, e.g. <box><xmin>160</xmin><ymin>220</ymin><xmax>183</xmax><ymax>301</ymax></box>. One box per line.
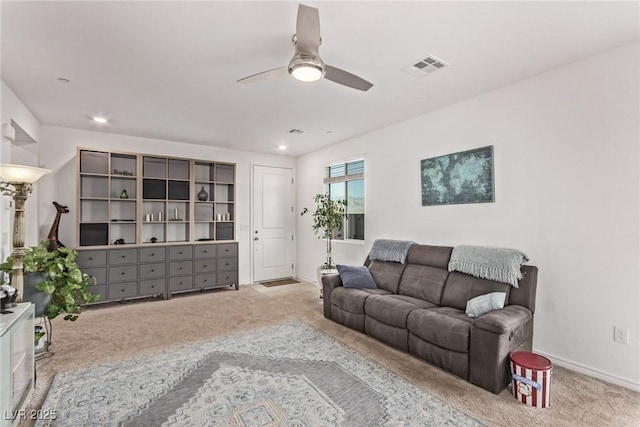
<box><xmin>141</xmin><ymin>156</ymin><xmax>191</xmax><ymax>244</ymax></box>
<box><xmin>76</xmin><ymin>148</ymin><xmax>238</xmax><ymax>304</ymax></box>
<box><xmin>78</xmin><ymin>150</ymin><xmax>137</xmax><ymax>246</ymax></box>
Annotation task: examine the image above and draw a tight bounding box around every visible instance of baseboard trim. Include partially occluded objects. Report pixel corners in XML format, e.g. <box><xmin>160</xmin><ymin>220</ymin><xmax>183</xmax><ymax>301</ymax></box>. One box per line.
<box><xmin>295</xmin><ymin>274</ymin><xmax>317</xmax><ymax>284</ymax></box>
<box><xmin>534</xmin><ymin>349</ymin><xmax>640</xmax><ymax>392</ymax></box>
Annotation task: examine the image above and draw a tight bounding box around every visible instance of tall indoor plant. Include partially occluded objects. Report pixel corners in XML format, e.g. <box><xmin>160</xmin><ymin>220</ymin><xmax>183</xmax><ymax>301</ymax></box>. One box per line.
<box><xmin>1</xmin><ymin>240</ymin><xmax>99</xmax><ymax>320</ymax></box>
<box><xmin>302</xmin><ymin>193</ymin><xmax>348</xmax><ymax>269</ymax></box>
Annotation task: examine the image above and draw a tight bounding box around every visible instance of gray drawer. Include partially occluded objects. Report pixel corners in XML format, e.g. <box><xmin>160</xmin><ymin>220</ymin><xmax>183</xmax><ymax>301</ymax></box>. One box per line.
<box><xmin>194</xmin><ymin>274</ymin><xmax>216</xmax><ymax>289</ymax></box>
<box><xmin>194</xmin><ymin>259</ymin><xmax>216</xmax><ymax>274</ymax></box>
<box><xmin>139</xmin><ymin>247</ymin><xmax>166</xmax><ymax>263</ymax></box>
<box><xmin>77</xmin><ymin>250</ymin><xmax>107</xmax><ymax>267</ymax></box>
<box><xmin>194</xmin><ymin>244</ymin><xmax>216</xmax><ymax>258</ymax></box>
<box><xmin>139</xmin><ymin>279</ymin><xmax>165</xmax><ymax>296</ymax></box>
<box><xmin>169</xmin><ymin>276</ymin><xmax>193</xmax><ymax>292</ymax></box>
<box><xmin>83</xmin><ymin>267</ymin><xmax>107</xmax><ymax>285</ymax></box>
<box><xmin>217</xmin><ymin>271</ymin><xmax>238</xmax><ymax>285</ymax></box>
<box><xmin>108</xmin><ymin>282</ymin><xmax>138</xmax><ymax>299</ymax></box>
<box><xmin>109</xmin><ymin>248</ymin><xmax>138</xmax><ymax>265</ymax></box>
<box><xmin>139</xmin><ymin>262</ymin><xmax>166</xmax><ymax>279</ymax></box>
<box><xmin>217</xmin><ymin>257</ymin><xmax>237</xmax><ymax>272</ymax></box>
<box><xmin>87</xmin><ymin>284</ymin><xmax>107</xmax><ymax>302</ymax></box>
<box><xmin>217</xmin><ymin>243</ymin><xmax>237</xmax><ymax>257</ymax></box>
<box><xmin>169</xmin><ymin>260</ymin><xmax>192</xmax><ymax>276</ymax></box>
<box><xmin>169</xmin><ymin>246</ymin><xmax>192</xmax><ymax>260</ymax></box>
<box><xmin>109</xmin><ymin>265</ymin><xmax>138</xmax><ymax>282</ymax></box>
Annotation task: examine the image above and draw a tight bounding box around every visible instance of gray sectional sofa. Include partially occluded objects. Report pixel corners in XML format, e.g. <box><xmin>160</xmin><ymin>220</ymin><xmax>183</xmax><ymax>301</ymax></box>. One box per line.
<box><xmin>322</xmin><ymin>243</ymin><xmax>538</xmax><ymax>394</ymax></box>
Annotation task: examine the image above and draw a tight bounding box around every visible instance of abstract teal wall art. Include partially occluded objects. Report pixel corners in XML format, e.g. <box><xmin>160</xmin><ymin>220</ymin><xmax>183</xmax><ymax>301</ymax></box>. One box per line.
<box><xmin>421</xmin><ymin>146</ymin><xmax>494</xmax><ymax>206</ymax></box>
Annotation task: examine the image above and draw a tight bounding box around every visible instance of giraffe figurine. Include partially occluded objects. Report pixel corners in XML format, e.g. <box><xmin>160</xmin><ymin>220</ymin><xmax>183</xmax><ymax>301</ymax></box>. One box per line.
<box><xmin>47</xmin><ymin>201</ymin><xmax>69</xmax><ymax>252</ymax></box>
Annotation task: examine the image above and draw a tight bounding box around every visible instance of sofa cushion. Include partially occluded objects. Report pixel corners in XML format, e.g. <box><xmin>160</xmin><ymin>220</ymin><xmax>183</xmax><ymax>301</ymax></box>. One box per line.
<box><xmin>331</xmin><ymin>287</ymin><xmax>390</xmax><ymax>314</ymax></box>
<box><xmin>365</xmin><ymin>295</ymin><xmax>436</xmax><ymax>328</ymax></box>
<box><xmin>397</xmin><ymin>264</ymin><xmax>449</xmax><ymax>305</ymax></box>
<box><xmin>407</xmin><ymin>307</ymin><xmax>475</xmax><ymax>353</ymax></box>
<box><xmin>337</xmin><ymin>264</ymin><xmax>377</xmax><ymax>289</ymax></box>
<box><xmin>406</xmin><ymin>244</ymin><xmax>453</xmax><ymax>269</ymax></box>
<box><xmin>440</xmin><ymin>271</ymin><xmax>511</xmax><ymax>311</ymax></box>
<box><xmin>367</xmin><ymin>260</ymin><xmax>406</xmax><ymax>293</ymax></box>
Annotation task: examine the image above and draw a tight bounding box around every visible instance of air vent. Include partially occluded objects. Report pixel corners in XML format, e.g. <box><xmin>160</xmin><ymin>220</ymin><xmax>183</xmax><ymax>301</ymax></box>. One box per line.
<box><xmin>288</xmin><ymin>128</ymin><xmax>304</xmax><ymax>135</ymax></box>
<box><xmin>402</xmin><ymin>55</ymin><xmax>448</xmax><ymax>78</ymax></box>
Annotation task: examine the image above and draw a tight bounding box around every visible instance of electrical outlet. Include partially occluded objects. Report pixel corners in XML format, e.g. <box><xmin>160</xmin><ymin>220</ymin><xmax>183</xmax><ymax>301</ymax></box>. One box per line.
<box><xmin>614</xmin><ymin>326</ymin><xmax>629</xmax><ymax>344</ymax></box>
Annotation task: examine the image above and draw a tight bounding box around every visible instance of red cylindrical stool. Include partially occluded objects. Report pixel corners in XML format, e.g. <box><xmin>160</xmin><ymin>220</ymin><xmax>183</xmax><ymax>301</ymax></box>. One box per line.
<box><xmin>509</xmin><ymin>351</ymin><xmax>552</xmax><ymax>408</ymax></box>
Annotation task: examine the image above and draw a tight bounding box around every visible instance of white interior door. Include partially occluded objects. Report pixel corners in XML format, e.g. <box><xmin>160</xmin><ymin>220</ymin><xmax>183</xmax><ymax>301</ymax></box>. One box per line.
<box><xmin>252</xmin><ymin>166</ymin><xmax>294</xmax><ymax>282</ymax></box>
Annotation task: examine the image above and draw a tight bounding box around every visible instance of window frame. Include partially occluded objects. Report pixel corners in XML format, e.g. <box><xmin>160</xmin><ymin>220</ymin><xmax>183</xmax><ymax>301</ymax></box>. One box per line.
<box><xmin>324</xmin><ymin>158</ymin><xmax>365</xmax><ymax>243</ymax></box>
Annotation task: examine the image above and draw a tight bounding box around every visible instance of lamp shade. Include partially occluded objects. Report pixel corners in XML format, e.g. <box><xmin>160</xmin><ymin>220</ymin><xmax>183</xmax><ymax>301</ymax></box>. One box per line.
<box><xmin>0</xmin><ymin>164</ymin><xmax>51</xmax><ymax>183</ymax></box>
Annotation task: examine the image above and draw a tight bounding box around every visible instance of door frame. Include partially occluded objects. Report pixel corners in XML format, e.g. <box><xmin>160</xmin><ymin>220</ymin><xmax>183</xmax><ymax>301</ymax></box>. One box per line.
<box><xmin>250</xmin><ymin>163</ymin><xmax>295</xmax><ymax>284</ymax></box>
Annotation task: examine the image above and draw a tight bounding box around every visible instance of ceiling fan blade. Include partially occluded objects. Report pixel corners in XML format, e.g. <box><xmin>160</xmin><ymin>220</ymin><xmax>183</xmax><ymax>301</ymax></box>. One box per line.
<box><xmin>237</xmin><ymin>66</ymin><xmax>289</xmax><ymax>84</ymax></box>
<box><xmin>296</xmin><ymin>4</ymin><xmax>321</xmax><ymax>56</ymax></box>
<box><xmin>324</xmin><ymin>65</ymin><xmax>373</xmax><ymax>92</ymax></box>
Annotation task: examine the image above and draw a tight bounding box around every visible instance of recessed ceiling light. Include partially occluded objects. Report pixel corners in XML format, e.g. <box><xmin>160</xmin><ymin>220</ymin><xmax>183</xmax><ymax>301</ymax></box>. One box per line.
<box><xmin>278</xmin><ymin>144</ymin><xmax>288</xmax><ymax>151</ymax></box>
<box><xmin>56</xmin><ymin>77</ymin><xmax>70</xmax><ymax>83</ymax></box>
<box><xmin>92</xmin><ymin>116</ymin><xmax>108</xmax><ymax>124</ymax></box>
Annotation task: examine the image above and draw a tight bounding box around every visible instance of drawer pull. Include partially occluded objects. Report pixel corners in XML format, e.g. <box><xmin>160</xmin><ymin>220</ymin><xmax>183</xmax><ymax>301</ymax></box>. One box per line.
<box><xmin>121</xmin><ymin>272</ymin><xmax>125</xmax><ymax>275</ymax></box>
<box><xmin>150</xmin><ymin>269</ymin><xmax>155</xmax><ymax>272</ymax></box>
<box><xmin>203</xmin><ymin>264</ymin><xmax>207</xmax><ymax>268</ymax></box>
<box><xmin>203</xmin><ymin>250</ymin><xmax>207</xmax><ymax>254</ymax></box>
<box><xmin>225</xmin><ymin>262</ymin><xmax>229</xmax><ymax>266</ymax></box>
<box><xmin>225</xmin><ymin>249</ymin><xmax>229</xmax><ymax>252</ymax></box>
<box><xmin>89</xmin><ymin>257</ymin><xmax>93</xmax><ymax>260</ymax></box>
<box><xmin>121</xmin><ymin>255</ymin><xmax>125</xmax><ymax>258</ymax></box>
<box><xmin>151</xmin><ymin>285</ymin><xmax>155</xmax><ymax>289</ymax></box>
<box><xmin>178</xmin><ymin>251</ymin><xmax>183</xmax><ymax>255</ymax></box>
<box><xmin>151</xmin><ymin>253</ymin><xmax>154</xmax><ymax>256</ymax></box>
<box><xmin>121</xmin><ymin>289</ymin><xmax>125</xmax><ymax>292</ymax></box>
<box><xmin>178</xmin><ymin>267</ymin><xmax>183</xmax><ymax>270</ymax></box>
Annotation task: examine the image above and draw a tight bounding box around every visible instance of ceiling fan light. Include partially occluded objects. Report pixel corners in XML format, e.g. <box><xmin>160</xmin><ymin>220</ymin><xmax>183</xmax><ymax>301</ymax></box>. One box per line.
<box><xmin>290</xmin><ymin>63</ymin><xmax>324</xmax><ymax>82</ymax></box>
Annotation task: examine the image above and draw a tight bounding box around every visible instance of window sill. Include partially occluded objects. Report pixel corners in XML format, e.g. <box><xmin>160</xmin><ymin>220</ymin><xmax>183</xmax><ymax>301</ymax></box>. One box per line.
<box><xmin>332</xmin><ymin>239</ymin><xmax>365</xmax><ymax>245</ymax></box>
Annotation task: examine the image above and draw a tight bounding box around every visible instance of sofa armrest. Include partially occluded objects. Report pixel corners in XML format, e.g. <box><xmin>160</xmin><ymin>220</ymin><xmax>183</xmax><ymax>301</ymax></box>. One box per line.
<box><xmin>322</xmin><ymin>273</ymin><xmax>342</xmax><ymax>319</ymax></box>
<box><xmin>469</xmin><ymin>305</ymin><xmax>534</xmax><ymax>394</ymax></box>
<box><xmin>473</xmin><ymin>305</ymin><xmax>532</xmax><ymax>334</ymax></box>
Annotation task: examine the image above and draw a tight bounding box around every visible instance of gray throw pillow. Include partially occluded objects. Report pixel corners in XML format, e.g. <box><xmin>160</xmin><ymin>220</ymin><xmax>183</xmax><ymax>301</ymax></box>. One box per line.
<box><xmin>465</xmin><ymin>292</ymin><xmax>506</xmax><ymax>318</ymax></box>
<box><xmin>337</xmin><ymin>265</ymin><xmax>377</xmax><ymax>289</ymax></box>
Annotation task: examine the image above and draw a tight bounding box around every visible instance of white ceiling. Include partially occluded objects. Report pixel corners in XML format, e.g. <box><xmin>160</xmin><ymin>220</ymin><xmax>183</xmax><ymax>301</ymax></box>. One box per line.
<box><xmin>2</xmin><ymin>1</ymin><xmax>638</xmax><ymax>157</ymax></box>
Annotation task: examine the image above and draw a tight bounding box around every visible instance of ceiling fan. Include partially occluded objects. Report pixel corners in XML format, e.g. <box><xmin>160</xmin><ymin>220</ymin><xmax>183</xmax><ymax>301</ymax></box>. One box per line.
<box><xmin>237</xmin><ymin>4</ymin><xmax>373</xmax><ymax>92</ymax></box>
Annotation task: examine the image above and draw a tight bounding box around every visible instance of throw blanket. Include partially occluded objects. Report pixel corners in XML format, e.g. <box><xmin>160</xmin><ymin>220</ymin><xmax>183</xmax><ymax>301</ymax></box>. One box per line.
<box><xmin>448</xmin><ymin>245</ymin><xmax>529</xmax><ymax>287</ymax></box>
<box><xmin>368</xmin><ymin>239</ymin><xmax>414</xmax><ymax>264</ymax></box>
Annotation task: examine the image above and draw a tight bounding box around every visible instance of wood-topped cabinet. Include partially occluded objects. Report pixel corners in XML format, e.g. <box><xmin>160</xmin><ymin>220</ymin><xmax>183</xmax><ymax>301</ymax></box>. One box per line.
<box><xmin>76</xmin><ymin>242</ymin><xmax>238</xmax><ymax>304</ymax></box>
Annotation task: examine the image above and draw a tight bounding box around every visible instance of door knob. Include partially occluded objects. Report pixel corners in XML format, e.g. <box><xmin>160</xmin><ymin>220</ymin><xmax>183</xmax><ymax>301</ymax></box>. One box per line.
<box><xmin>254</xmin><ymin>237</ymin><xmax>259</xmax><ymax>241</ymax></box>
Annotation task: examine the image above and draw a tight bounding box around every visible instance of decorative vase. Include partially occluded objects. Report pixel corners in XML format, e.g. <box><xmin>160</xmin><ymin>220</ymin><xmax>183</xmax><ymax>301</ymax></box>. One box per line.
<box><xmin>120</xmin><ymin>189</ymin><xmax>128</xmax><ymax>199</ymax></box>
<box><xmin>197</xmin><ymin>186</ymin><xmax>209</xmax><ymax>201</ymax></box>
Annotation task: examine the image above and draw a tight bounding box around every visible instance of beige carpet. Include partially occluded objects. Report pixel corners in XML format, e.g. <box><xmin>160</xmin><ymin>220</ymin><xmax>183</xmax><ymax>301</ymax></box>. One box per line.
<box><xmin>24</xmin><ymin>282</ymin><xmax>640</xmax><ymax>427</ymax></box>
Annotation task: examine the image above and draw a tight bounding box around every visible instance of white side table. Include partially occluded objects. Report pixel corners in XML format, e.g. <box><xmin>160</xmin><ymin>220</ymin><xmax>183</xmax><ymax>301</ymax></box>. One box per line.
<box><xmin>0</xmin><ymin>303</ymin><xmax>34</xmax><ymax>427</ymax></box>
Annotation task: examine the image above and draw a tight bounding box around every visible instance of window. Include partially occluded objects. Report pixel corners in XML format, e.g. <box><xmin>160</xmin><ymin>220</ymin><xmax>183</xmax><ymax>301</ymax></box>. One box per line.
<box><xmin>325</xmin><ymin>159</ymin><xmax>364</xmax><ymax>240</ymax></box>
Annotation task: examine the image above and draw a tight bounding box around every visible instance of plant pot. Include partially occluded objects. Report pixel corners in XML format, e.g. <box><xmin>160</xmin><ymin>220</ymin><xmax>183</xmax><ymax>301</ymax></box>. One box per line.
<box><xmin>23</xmin><ymin>272</ymin><xmax>52</xmax><ymax>318</ymax></box>
<box><xmin>317</xmin><ymin>266</ymin><xmax>338</xmax><ymax>298</ymax></box>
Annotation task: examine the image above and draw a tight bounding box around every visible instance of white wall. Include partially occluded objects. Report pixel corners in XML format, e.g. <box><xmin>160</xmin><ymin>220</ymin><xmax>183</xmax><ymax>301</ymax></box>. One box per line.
<box><xmin>0</xmin><ymin>81</ymin><xmax>42</xmax><ymax>265</ymax></box>
<box><xmin>296</xmin><ymin>42</ymin><xmax>640</xmax><ymax>390</ymax></box>
<box><xmin>36</xmin><ymin>125</ymin><xmax>295</xmax><ymax>285</ymax></box>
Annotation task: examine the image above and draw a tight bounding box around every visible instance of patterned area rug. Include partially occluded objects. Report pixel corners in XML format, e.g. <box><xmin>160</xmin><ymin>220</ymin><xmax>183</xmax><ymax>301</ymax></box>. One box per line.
<box><xmin>38</xmin><ymin>322</ymin><xmax>484</xmax><ymax>426</ymax></box>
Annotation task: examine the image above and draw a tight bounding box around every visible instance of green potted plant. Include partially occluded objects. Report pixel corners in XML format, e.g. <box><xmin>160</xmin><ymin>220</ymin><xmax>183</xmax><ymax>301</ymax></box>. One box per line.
<box><xmin>301</xmin><ymin>193</ymin><xmax>347</xmax><ymax>288</ymax></box>
<box><xmin>0</xmin><ymin>240</ymin><xmax>99</xmax><ymax>321</ymax></box>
